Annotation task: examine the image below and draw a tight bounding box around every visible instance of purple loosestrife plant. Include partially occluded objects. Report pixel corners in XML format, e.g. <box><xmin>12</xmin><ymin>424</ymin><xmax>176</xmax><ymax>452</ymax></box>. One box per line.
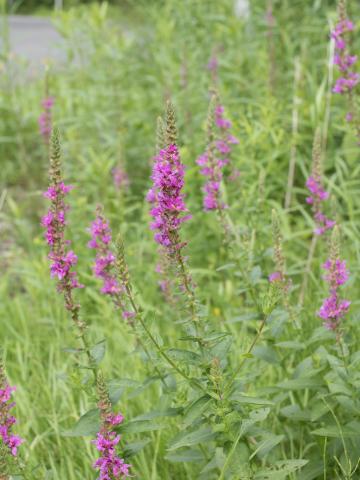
<box><xmin>43</xmin><ymin>131</ymin><xmax>131</xmax><ymax>478</ymax></box>
<box><xmin>0</xmin><ymin>360</ymin><xmax>24</xmax><ymax>478</ymax></box>
<box><xmin>38</xmin><ymin>96</ymin><xmax>54</xmax><ymax>146</ymax></box>
<box><xmin>88</xmin><ymin>208</ymin><xmax>135</xmax><ymax>321</ymax></box>
<box><xmin>147</xmin><ymin>102</ymin><xmax>198</xmax><ymax>325</ymax></box>
<box><xmin>93</xmin><ymin>374</ymin><xmax>130</xmax><ymax>480</ymax></box>
<box><xmin>112</xmin><ymin>166</ymin><xmax>130</xmax><ymax>191</ymax></box>
<box><xmin>197</xmin><ymin>95</ymin><xmax>239</xmax><ymax>213</ymax></box>
<box><xmin>270</xmin><ymin>210</ymin><xmax>297</xmax><ymax>326</ymax></box>
<box><xmin>318</xmin><ymin>227</ymin><xmax>350</xmax><ymax>333</ymax></box>
<box><xmin>332</xmin><ymin>1</ymin><xmax>360</xmax><ymax>140</ymax></box>
<box><xmin>148</xmin><ymin>143</ymin><xmax>191</xmax><ymax>250</ymax></box>
<box><xmin>305</xmin><ymin>130</ymin><xmax>335</xmax><ymax>236</ymax></box>
<box><xmin>41</xmin><ymin>133</ymin><xmax>83</xmax><ymax>300</ymax></box>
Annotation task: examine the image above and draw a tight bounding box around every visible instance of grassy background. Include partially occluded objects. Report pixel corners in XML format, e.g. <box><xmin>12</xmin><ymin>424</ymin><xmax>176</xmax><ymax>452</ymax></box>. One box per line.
<box><xmin>1</xmin><ymin>0</ymin><xmax>360</xmax><ymax>478</ymax></box>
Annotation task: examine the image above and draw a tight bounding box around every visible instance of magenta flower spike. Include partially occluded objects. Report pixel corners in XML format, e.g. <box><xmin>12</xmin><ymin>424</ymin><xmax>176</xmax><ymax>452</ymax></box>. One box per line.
<box><xmin>41</xmin><ymin>130</ymin><xmax>83</xmax><ymax>302</ymax></box>
<box><xmin>331</xmin><ymin>2</ymin><xmax>360</xmax><ymax>140</ymax></box>
<box><xmin>148</xmin><ymin>143</ymin><xmax>191</xmax><ymax>253</ymax></box>
<box><xmin>38</xmin><ymin>96</ymin><xmax>55</xmax><ymax>145</ymax></box>
<box><xmin>197</xmin><ymin>96</ymin><xmax>239</xmax><ymax>212</ymax></box>
<box><xmin>318</xmin><ymin>227</ymin><xmax>350</xmax><ymax>331</ymax></box>
<box><xmin>0</xmin><ymin>363</ymin><xmax>24</xmax><ymax>461</ymax></box>
<box><xmin>88</xmin><ymin>210</ymin><xmax>122</xmax><ymax>297</ymax></box>
<box><xmin>93</xmin><ymin>374</ymin><xmax>131</xmax><ymax>480</ymax></box>
<box><xmin>112</xmin><ymin>166</ymin><xmax>130</xmax><ymax>191</ymax></box>
<box><xmin>305</xmin><ymin>130</ymin><xmax>335</xmax><ymax>236</ymax></box>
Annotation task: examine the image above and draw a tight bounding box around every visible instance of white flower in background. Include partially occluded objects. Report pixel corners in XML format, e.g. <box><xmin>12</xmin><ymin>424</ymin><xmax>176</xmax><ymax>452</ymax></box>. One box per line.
<box><xmin>234</xmin><ymin>0</ymin><xmax>250</xmax><ymax>19</ymax></box>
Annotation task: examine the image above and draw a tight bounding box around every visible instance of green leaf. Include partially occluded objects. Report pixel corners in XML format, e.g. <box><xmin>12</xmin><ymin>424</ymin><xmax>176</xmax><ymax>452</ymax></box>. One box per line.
<box><xmin>249</xmin><ymin>435</ymin><xmax>284</xmax><ymax>460</ymax></box>
<box><xmin>216</xmin><ymin>263</ymin><xmax>235</xmax><ymax>272</ymax></box>
<box><xmin>280</xmin><ymin>405</ymin><xmax>311</xmax><ymax>422</ymax></box>
<box><xmin>167</xmin><ymin>427</ymin><xmax>215</xmax><ymax>451</ymax></box>
<box><xmin>311</xmin><ymin>424</ymin><xmax>360</xmax><ymax>438</ymax></box>
<box><xmin>62</xmin><ymin>409</ymin><xmax>100</xmax><ymax>437</ymax></box>
<box><xmin>275</xmin><ymin>341</ymin><xmax>305</xmax><ymax>350</ymax></box>
<box><xmin>183</xmin><ymin>396</ymin><xmax>212</xmax><ymax>427</ymax></box>
<box><xmin>107</xmin><ymin>378</ymin><xmax>140</xmax><ymax>404</ymax></box>
<box><xmin>230</xmin><ymin>393</ymin><xmax>274</xmax><ymax>406</ymax></box>
<box><xmin>250</xmin><ymin>266</ymin><xmax>262</xmax><ymax>284</ymax></box>
<box><xmin>254</xmin><ymin>459</ymin><xmax>309</xmax><ymax>479</ymax></box>
<box><xmin>90</xmin><ymin>340</ymin><xmax>106</xmax><ymax>365</ymax></box>
<box><xmin>253</xmin><ymin>346</ymin><xmax>280</xmax><ymax>364</ymax></box>
<box><xmin>240</xmin><ymin>408</ymin><xmax>271</xmax><ymax>436</ymax></box>
<box><xmin>165</xmin><ymin>449</ymin><xmax>204</xmax><ymax>463</ymax></box>
<box><xmin>167</xmin><ymin>348</ymin><xmax>201</xmax><ymax>365</ymax></box>
<box><xmin>277</xmin><ymin>377</ymin><xmax>323</xmax><ymax>390</ymax></box>
<box><xmin>119</xmin><ymin>420</ymin><xmax>165</xmax><ymax>434</ymax></box>
<box><xmin>133</xmin><ymin>407</ymin><xmax>182</xmax><ymax>422</ymax></box>
<box><xmin>123</xmin><ymin>439</ymin><xmax>151</xmax><ymax>457</ymax></box>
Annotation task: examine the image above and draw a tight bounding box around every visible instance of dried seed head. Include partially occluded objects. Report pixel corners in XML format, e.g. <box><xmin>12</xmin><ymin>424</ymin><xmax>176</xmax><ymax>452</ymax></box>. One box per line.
<box><xmin>165</xmin><ymin>101</ymin><xmax>177</xmax><ymax>146</ymax></box>
<box><xmin>330</xmin><ymin>225</ymin><xmax>341</xmax><ymax>262</ymax></box>
<box><xmin>49</xmin><ymin>127</ymin><xmax>62</xmax><ymax>184</ymax></box>
<box><xmin>156</xmin><ymin>116</ymin><xmax>166</xmax><ymax>152</ymax></box>
<box><xmin>115</xmin><ymin>233</ymin><xmax>130</xmax><ymax>289</ymax></box>
<box><xmin>96</xmin><ymin>371</ymin><xmax>112</xmax><ymax>418</ymax></box>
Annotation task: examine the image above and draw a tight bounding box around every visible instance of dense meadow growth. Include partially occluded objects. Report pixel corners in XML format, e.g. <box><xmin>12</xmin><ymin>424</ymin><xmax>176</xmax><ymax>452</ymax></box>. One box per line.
<box><xmin>1</xmin><ymin>0</ymin><xmax>360</xmax><ymax>478</ymax></box>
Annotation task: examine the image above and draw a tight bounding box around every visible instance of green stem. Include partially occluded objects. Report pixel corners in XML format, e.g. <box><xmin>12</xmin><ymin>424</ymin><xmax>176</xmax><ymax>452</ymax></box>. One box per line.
<box><xmin>125</xmin><ymin>285</ymin><xmax>208</xmax><ymax>395</ymax></box>
<box><xmin>224</xmin><ymin>315</ymin><xmax>267</xmax><ymax>397</ymax></box>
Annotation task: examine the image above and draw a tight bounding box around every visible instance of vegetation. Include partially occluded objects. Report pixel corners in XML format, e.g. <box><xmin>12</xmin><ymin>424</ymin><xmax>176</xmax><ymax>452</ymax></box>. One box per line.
<box><xmin>1</xmin><ymin>0</ymin><xmax>360</xmax><ymax>478</ymax></box>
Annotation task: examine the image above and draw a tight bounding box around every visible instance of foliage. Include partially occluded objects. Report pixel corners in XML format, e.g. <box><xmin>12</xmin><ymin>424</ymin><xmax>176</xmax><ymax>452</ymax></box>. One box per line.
<box><xmin>1</xmin><ymin>0</ymin><xmax>360</xmax><ymax>479</ymax></box>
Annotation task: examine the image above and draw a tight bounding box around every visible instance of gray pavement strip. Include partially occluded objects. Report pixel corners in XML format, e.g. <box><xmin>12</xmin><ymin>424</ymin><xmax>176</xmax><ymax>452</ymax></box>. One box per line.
<box><xmin>1</xmin><ymin>15</ymin><xmax>66</xmax><ymax>68</ymax></box>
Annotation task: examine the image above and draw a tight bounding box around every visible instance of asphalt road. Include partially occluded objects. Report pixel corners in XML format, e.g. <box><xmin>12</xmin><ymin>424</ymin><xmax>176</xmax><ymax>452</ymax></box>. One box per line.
<box><xmin>3</xmin><ymin>15</ymin><xmax>65</xmax><ymax>69</ymax></box>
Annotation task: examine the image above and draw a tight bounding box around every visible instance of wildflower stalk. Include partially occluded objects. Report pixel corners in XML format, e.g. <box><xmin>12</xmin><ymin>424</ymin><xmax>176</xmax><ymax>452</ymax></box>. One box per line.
<box><xmin>223</xmin><ymin>313</ymin><xmax>268</xmax><ymax>399</ymax></box>
<box><xmin>0</xmin><ymin>357</ymin><xmax>24</xmax><ymax>479</ymax></box>
<box><xmin>284</xmin><ymin>57</ymin><xmax>301</xmax><ymax>209</ymax></box>
<box><xmin>318</xmin><ymin>226</ymin><xmax>350</xmax><ymax>336</ymax></box>
<box><xmin>266</xmin><ymin>0</ymin><xmax>276</xmax><ymax>93</ymax></box>
<box><xmin>270</xmin><ymin>210</ymin><xmax>298</xmax><ymax>326</ymax></box>
<box><xmin>44</xmin><ymin>129</ymin><xmax>96</xmax><ymax>378</ymax></box>
<box><xmin>299</xmin><ymin>129</ymin><xmax>335</xmax><ymax>306</ymax></box>
<box><xmin>332</xmin><ymin>0</ymin><xmax>360</xmax><ymax>141</ymax></box>
<box><xmin>43</xmin><ymin>130</ymin><xmax>131</xmax><ymax>479</ymax></box>
<box><xmin>148</xmin><ymin>101</ymin><xmax>200</xmax><ymax>328</ymax></box>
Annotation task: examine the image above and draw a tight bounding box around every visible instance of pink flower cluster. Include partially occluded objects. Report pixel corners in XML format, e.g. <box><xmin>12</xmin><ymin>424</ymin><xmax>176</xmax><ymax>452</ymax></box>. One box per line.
<box><xmin>0</xmin><ymin>383</ymin><xmax>24</xmax><ymax>457</ymax></box>
<box><xmin>88</xmin><ymin>213</ymin><xmax>136</xmax><ymax>321</ymax></box>
<box><xmin>332</xmin><ymin>20</ymin><xmax>359</xmax><ymax>96</ymax></box>
<box><xmin>147</xmin><ymin>144</ymin><xmax>191</xmax><ymax>251</ymax></box>
<box><xmin>88</xmin><ymin>216</ymin><xmax>120</xmax><ymax>296</ymax></box>
<box><xmin>268</xmin><ymin>271</ymin><xmax>282</xmax><ymax>283</ymax></box>
<box><xmin>306</xmin><ymin>176</ymin><xmax>335</xmax><ymax>235</ymax></box>
<box><xmin>38</xmin><ymin>96</ymin><xmax>55</xmax><ymax>143</ymax></box>
<box><xmin>197</xmin><ymin>105</ymin><xmax>239</xmax><ymax>211</ymax></box>
<box><xmin>93</xmin><ymin>412</ymin><xmax>131</xmax><ymax>480</ymax></box>
<box><xmin>42</xmin><ymin>182</ymin><xmax>83</xmax><ymax>293</ymax></box>
<box><xmin>318</xmin><ymin>258</ymin><xmax>350</xmax><ymax>330</ymax></box>
<box><xmin>112</xmin><ymin>167</ymin><xmax>130</xmax><ymax>191</ymax></box>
